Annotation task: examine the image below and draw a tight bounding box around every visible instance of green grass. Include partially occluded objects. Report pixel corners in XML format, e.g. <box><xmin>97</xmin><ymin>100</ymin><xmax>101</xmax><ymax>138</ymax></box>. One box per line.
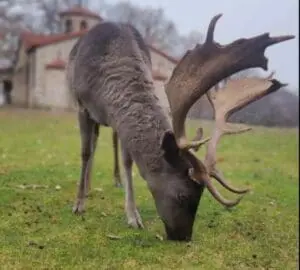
<box><xmin>0</xmin><ymin>107</ymin><xmax>298</xmax><ymax>270</ymax></box>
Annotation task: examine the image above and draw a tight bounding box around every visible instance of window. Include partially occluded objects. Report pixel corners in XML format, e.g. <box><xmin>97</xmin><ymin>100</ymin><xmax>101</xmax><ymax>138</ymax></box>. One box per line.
<box><xmin>80</xmin><ymin>20</ymin><xmax>88</xmax><ymax>30</ymax></box>
<box><xmin>65</xmin><ymin>19</ymin><xmax>73</xmax><ymax>33</ymax></box>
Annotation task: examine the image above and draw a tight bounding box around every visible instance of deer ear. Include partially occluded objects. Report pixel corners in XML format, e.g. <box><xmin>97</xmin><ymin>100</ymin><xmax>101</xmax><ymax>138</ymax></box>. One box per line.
<box><xmin>160</xmin><ymin>131</ymin><xmax>180</xmax><ymax>167</ymax></box>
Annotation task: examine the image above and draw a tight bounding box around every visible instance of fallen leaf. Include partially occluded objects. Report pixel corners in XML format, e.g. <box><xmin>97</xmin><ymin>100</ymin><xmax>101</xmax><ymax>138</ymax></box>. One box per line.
<box><xmin>107</xmin><ymin>234</ymin><xmax>122</xmax><ymax>240</ymax></box>
<box><xmin>17</xmin><ymin>184</ymin><xmax>48</xmax><ymax>189</ymax></box>
<box><xmin>155</xmin><ymin>234</ymin><xmax>164</xmax><ymax>241</ymax></box>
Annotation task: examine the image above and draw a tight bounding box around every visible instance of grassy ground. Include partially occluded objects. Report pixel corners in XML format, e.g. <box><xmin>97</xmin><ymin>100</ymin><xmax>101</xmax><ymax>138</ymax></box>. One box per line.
<box><xmin>0</xmin><ymin>107</ymin><xmax>298</xmax><ymax>270</ymax></box>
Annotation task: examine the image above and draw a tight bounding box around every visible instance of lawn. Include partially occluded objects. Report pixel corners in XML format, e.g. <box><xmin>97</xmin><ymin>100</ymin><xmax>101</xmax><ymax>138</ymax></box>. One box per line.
<box><xmin>0</xmin><ymin>107</ymin><xmax>298</xmax><ymax>270</ymax></box>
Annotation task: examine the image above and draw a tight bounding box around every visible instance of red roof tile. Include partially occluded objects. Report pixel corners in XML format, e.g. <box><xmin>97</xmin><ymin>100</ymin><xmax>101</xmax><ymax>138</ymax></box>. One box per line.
<box><xmin>45</xmin><ymin>58</ymin><xmax>66</xmax><ymax>70</ymax></box>
<box><xmin>59</xmin><ymin>6</ymin><xmax>102</xmax><ymax>20</ymax></box>
<box><xmin>21</xmin><ymin>30</ymin><xmax>88</xmax><ymax>50</ymax></box>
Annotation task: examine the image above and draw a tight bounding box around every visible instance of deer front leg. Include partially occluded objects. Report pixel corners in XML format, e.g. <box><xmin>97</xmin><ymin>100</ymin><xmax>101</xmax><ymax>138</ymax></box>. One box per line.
<box><xmin>121</xmin><ymin>145</ymin><xmax>144</xmax><ymax>229</ymax></box>
<box><xmin>73</xmin><ymin>109</ymin><xmax>99</xmax><ymax>214</ymax></box>
<box><xmin>112</xmin><ymin>130</ymin><xmax>122</xmax><ymax>187</ymax></box>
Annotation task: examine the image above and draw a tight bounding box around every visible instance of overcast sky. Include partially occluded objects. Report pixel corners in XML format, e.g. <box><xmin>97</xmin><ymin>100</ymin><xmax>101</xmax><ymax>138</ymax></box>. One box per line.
<box><xmin>95</xmin><ymin>0</ymin><xmax>299</xmax><ymax>93</ymax></box>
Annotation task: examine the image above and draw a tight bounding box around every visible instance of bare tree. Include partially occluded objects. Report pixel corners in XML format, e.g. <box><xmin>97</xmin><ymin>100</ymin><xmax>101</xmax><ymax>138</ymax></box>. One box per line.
<box><xmin>106</xmin><ymin>1</ymin><xmax>179</xmax><ymax>52</ymax></box>
<box><xmin>105</xmin><ymin>2</ymin><xmax>206</xmax><ymax>56</ymax></box>
<box><xmin>0</xmin><ymin>0</ymin><xmax>33</xmax><ymax>60</ymax></box>
<box><xmin>0</xmin><ymin>0</ymin><xmax>83</xmax><ymax>36</ymax></box>
<box><xmin>0</xmin><ymin>1</ymin><xmax>24</xmax><ymax>33</ymax></box>
<box><xmin>34</xmin><ymin>0</ymin><xmax>79</xmax><ymax>34</ymax></box>
<box><xmin>0</xmin><ymin>0</ymin><xmax>39</xmax><ymax>31</ymax></box>
<box><xmin>174</xmin><ymin>30</ymin><xmax>204</xmax><ymax>57</ymax></box>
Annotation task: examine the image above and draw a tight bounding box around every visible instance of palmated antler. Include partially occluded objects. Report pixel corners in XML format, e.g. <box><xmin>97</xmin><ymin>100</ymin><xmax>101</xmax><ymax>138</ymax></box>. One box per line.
<box><xmin>204</xmin><ymin>72</ymin><xmax>286</xmax><ymax>194</ymax></box>
<box><xmin>165</xmin><ymin>13</ymin><xmax>294</xmax><ymax>207</ymax></box>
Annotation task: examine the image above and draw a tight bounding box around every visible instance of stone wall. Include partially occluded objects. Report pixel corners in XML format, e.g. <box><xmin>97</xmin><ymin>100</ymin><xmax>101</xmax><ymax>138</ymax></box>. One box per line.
<box><xmin>44</xmin><ymin>68</ymin><xmax>73</xmax><ymax>109</ymax></box>
<box><xmin>31</xmin><ymin>39</ymin><xmax>77</xmax><ymax>108</ymax></box>
<box><xmin>12</xmin><ymin>43</ymin><xmax>29</xmax><ymax>106</ymax></box>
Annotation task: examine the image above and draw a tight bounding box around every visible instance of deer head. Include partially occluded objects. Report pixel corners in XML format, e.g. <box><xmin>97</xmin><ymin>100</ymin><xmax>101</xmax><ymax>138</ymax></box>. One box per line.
<box><xmin>157</xmin><ymin>14</ymin><xmax>293</xmax><ymax>240</ymax></box>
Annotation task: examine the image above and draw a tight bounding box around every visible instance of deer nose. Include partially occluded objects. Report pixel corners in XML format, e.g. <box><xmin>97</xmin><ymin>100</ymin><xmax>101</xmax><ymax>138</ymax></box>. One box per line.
<box><xmin>165</xmin><ymin>224</ymin><xmax>192</xmax><ymax>242</ymax></box>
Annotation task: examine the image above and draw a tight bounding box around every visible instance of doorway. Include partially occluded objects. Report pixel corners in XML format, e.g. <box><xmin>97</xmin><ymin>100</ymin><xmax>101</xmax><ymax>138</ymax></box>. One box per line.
<box><xmin>3</xmin><ymin>80</ymin><xmax>13</xmax><ymax>105</ymax></box>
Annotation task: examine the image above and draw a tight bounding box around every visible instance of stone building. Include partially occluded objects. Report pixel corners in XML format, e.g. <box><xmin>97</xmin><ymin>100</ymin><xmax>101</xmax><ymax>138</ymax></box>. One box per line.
<box><xmin>0</xmin><ymin>5</ymin><xmax>178</xmax><ymax>111</ymax></box>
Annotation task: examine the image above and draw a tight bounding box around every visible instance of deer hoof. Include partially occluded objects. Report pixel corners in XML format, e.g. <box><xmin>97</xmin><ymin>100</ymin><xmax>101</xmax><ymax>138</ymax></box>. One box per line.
<box><xmin>72</xmin><ymin>200</ymin><xmax>85</xmax><ymax>215</ymax></box>
<box><xmin>114</xmin><ymin>177</ymin><xmax>123</xmax><ymax>188</ymax></box>
<box><xmin>127</xmin><ymin>210</ymin><xmax>144</xmax><ymax>229</ymax></box>
<box><xmin>114</xmin><ymin>182</ymin><xmax>123</xmax><ymax>188</ymax></box>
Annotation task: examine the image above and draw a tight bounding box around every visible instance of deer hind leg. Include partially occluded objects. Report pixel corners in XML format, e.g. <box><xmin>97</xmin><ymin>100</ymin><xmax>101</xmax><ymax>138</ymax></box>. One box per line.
<box><xmin>73</xmin><ymin>109</ymin><xmax>99</xmax><ymax>214</ymax></box>
<box><xmin>85</xmin><ymin>123</ymin><xmax>99</xmax><ymax>195</ymax></box>
<box><xmin>121</xmin><ymin>145</ymin><xmax>144</xmax><ymax>229</ymax></box>
<box><xmin>112</xmin><ymin>130</ymin><xmax>122</xmax><ymax>187</ymax></box>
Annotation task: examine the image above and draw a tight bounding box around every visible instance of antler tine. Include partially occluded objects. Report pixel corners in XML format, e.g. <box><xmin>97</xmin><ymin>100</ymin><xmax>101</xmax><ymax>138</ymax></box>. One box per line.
<box><xmin>223</xmin><ymin>123</ymin><xmax>252</xmax><ymax>135</ymax></box>
<box><xmin>267</xmin><ymin>35</ymin><xmax>295</xmax><ymax>46</ymax></box>
<box><xmin>211</xmin><ymin>169</ymin><xmax>250</xmax><ymax>194</ymax></box>
<box><xmin>190</xmin><ymin>127</ymin><xmax>211</xmax><ymax>152</ymax></box>
<box><xmin>192</xmin><ymin>127</ymin><xmax>203</xmax><ymax>141</ymax></box>
<box><xmin>204</xmin><ymin>74</ymin><xmax>285</xmax><ymax>195</ymax></box>
<box><xmin>205</xmin><ymin>13</ymin><xmax>223</xmax><ymax>44</ymax></box>
<box><xmin>183</xmin><ymin>151</ymin><xmax>246</xmax><ymax>207</ymax></box>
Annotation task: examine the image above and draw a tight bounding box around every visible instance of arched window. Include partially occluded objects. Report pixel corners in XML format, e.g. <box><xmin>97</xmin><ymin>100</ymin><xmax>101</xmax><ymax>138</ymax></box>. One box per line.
<box><xmin>80</xmin><ymin>20</ymin><xmax>88</xmax><ymax>30</ymax></box>
<box><xmin>65</xmin><ymin>19</ymin><xmax>73</xmax><ymax>33</ymax></box>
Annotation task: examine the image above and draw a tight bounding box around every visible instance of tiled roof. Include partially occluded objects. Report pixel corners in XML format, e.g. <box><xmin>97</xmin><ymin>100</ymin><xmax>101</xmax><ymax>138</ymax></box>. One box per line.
<box><xmin>21</xmin><ymin>30</ymin><xmax>88</xmax><ymax>51</ymax></box>
<box><xmin>45</xmin><ymin>58</ymin><xmax>66</xmax><ymax>70</ymax></box>
<box><xmin>59</xmin><ymin>6</ymin><xmax>102</xmax><ymax>20</ymax></box>
<box><xmin>21</xmin><ymin>30</ymin><xmax>179</xmax><ymax>65</ymax></box>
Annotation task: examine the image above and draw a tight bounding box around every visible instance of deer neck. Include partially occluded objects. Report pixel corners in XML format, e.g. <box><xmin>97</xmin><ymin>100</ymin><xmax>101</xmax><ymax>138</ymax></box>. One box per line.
<box><xmin>111</xmin><ymin>82</ymin><xmax>171</xmax><ymax>173</ymax></box>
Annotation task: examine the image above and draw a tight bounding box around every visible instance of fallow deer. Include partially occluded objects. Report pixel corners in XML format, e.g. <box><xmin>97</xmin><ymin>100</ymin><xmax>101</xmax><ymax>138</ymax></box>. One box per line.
<box><xmin>67</xmin><ymin>13</ymin><xmax>293</xmax><ymax>241</ymax></box>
